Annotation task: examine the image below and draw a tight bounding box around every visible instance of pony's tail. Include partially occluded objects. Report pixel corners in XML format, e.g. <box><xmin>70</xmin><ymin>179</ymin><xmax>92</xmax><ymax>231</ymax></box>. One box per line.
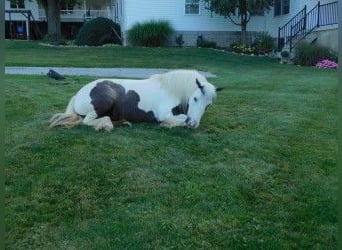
<box><xmin>49</xmin><ymin>96</ymin><xmax>83</xmax><ymax>129</ymax></box>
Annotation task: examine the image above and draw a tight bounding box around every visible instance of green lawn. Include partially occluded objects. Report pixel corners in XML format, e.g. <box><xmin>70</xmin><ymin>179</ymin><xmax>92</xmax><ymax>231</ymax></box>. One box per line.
<box><xmin>5</xmin><ymin>41</ymin><xmax>338</xmax><ymax>249</ymax></box>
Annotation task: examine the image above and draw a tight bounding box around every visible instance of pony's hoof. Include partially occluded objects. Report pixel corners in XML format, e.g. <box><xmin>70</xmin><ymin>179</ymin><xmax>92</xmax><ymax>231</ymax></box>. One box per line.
<box><xmin>115</xmin><ymin>120</ymin><xmax>132</xmax><ymax>127</ymax></box>
<box><xmin>94</xmin><ymin>122</ymin><xmax>113</xmax><ymax>132</ymax></box>
<box><xmin>122</xmin><ymin>121</ymin><xmax>132</xmax><ymax>127</ymax></box>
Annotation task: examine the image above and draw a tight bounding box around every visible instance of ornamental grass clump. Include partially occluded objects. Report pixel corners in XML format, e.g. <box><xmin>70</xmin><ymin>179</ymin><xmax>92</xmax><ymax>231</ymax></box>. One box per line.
<box><xmin>128</xmin><ymin>20</ymin><xmax>174</xmax><ymax>47</ymax></box>
<box><xmin>253</xmin><ymin>32</ymin><xmax>275</xmax><ymax>54</ymax></box>
<box><xmin>294</xmin><ymin>41</ymin><xmax>334</xmax><ymax>66</ymax></box>
<box><xmin>315</xmin><ymin>59</ymin><xmax>338</xmax><ymax>69</ymax></box>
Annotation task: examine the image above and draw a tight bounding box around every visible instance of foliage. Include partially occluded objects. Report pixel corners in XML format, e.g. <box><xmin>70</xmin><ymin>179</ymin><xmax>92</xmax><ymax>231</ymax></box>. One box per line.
<box><xmin>197</xmin><ymin>37</ymin><xmax>217</xmax><ymax>49</ymax></box>
<box><xmin>315</xmin><ymin>59</ymin><xmax>338</xmax><ymax>69</ymax></box>
<box><xmin>4</xmin><ymin>41</ymin><xmax>338</xmax><ymax>249</ymax></box>
<box><xmin>230</xmin><ymin>41</ymin><xmax>273</xmax><ymax>55</ymax></box>
<box><xmin>230</xmin><ymin>43</ymin><xmax>255</xmax><ymax>54</ymax></box>
<box><xmin>230</xmin><ymin>32</ymin><xmax>275</xmax><ymax>55</ymax></box>
<box><xmin>253</xmin><ymin>32</ymin><xmax>275</xmax><ymax>53</ymax></box>
<box><xmin>127</xmin><ymin>20</ymin><xmax>174</xmax><ymax>47</ymax></box>
<box><xmin>294</xmin><ymin>41</ymin><xmax>336</xmax><ymax>66</ymax></box>
<box><xmin>280</xmin><ymin>50</ymin><xmax>289</xmax><ymax>57</ymax></box>
<box><xmin>74</xmin><ymin>17</ymin><xmax>121</xmax><ymax>46</ymax></box>
<box><xmin>204</xmin><ymin>0</ymin><xmax>273</xmax><ymax>44</ymax></box>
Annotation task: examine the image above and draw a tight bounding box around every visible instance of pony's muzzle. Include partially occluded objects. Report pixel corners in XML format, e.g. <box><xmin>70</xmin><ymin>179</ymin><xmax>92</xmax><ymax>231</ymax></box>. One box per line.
<box><xmin>185</xmin><ymin>117</ymin><xmax>198</xmax><ymax>129</ymax></box>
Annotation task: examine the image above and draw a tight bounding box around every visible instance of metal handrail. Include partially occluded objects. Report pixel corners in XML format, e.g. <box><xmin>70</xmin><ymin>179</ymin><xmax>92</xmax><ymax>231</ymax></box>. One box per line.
<box><xmin>278</xmin><ymin>1</ymin><xmax>338</xmax><ymax>51</ymax></box>
<box><xmin>278</xmin><ymin>5</ymin><xmax>306</xmax><ymax>50</ymax></box>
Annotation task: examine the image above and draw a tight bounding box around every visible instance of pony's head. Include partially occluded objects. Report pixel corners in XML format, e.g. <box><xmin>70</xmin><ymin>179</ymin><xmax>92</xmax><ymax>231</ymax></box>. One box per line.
<box><xmin>153</xmin><ymin>69</ymin><xmax>223</xmax><ymax>128</ymax></box>
<box><xmin>185</xmin><ymin>78</ymin><xmax>218</xmax><ymax>128</ymax></box>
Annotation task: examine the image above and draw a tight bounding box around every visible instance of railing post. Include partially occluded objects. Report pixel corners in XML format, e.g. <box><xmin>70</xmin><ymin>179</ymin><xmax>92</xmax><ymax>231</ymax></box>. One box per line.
<box><xmin>289</xmin><ymin>25</ymin><xmax>293</xmax><ymax>52</ymax></box>
<box><xmin>303</xmin><ymin>5</ymin><xmax>307</xmax><ymax>30</ymax></box>
<box><xmin>27</xmin><ymin>11</ymin><xmax>31</xmax><ymax>40</ymax></box>
<box><xmin>317</xmin><ymin>1</ymin><xmax>320</xmax><ymax>27</ymax></box>
<box><xmin>278</xmin><ymin>27</ymin><xmax>281</xmax><ymax>50</ymax></box>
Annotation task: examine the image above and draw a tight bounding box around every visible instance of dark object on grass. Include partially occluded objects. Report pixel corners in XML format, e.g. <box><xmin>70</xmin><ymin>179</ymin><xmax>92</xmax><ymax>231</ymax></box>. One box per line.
<box><xmin>47</xmin><ymin>69</ymin><xmax>65</xmax><ymax>80</ymax></box>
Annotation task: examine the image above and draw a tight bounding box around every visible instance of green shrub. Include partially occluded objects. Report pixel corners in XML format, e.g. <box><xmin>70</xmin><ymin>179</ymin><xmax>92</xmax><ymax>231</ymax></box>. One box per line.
<box><xmin>294</xmin><ymin>41</ymin><xmax>334</xmax><ymax>66</ymax></box>
<box><xmin>127</xmin><ymin>20</ymin><xmax>174</xmax><ymax>47</ymax></box>
<box><xmin>253</xmin><ymin>32</ymin><xmax>275</xmax><ymax>54</ymax></box>
<box><xmin>198</xmin><ymin>38</ymin><xmax>217</xmax><ymax>49</ymax></box>
<box><xmin>75</xmin><ymin>17</ymin><xmax>121</xmax><ymax>46</ymax></box>
<box><xmin>280</xmin><ymin>50</ymin><xmax>289</xmax><ymax>57</ymax></box>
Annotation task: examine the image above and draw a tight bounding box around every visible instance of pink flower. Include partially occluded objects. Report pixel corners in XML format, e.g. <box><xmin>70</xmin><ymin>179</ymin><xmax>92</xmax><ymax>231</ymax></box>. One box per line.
<box><xmin>315</xmin><ymin>59</ymin><xmax>338</xmax><ymax>69</ymax></box>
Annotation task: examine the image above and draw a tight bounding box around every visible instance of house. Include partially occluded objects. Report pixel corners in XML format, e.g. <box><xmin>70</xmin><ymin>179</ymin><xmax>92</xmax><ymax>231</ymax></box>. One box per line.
<box><xmin>5</xmin><ymin>0</ymin><xmax>116</xmax><ymax>39</ymax></box>
<box><xmin>5</xmin><ymin>0</ymin><xmax>338</xmax><ymax>52</ymax></box>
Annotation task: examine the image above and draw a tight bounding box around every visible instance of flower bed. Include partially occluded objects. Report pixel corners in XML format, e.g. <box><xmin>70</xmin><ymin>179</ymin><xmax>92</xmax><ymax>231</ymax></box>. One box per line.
<box><xmin>315</xmin><ymin>59</ymin><xmax>338</xmax><ymax>69</ymax></box>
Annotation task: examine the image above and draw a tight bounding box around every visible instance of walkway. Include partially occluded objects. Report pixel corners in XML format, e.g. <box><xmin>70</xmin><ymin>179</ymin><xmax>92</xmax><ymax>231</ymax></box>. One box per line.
<box><xmin>5</xmin><ymin>67</ymin><xmax>216</xmax><ymax>78</ymax></box>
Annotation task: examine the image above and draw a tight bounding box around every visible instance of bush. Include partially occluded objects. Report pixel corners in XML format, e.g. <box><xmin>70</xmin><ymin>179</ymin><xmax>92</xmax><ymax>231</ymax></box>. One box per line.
<box><xmin>197</xmin><ymin>38</ymin><xmax>217</xmax><ymax>49</ymax></box>
<box><xmin>127</xmin><ymin>20</ymin><xmax>174</xmax><ymax>47</ymax></box>
<box><xmin>253</xmin><ymin>32</ymin><xmax>275</xmax><ymax>54</ymax></box>
<box><xmin>294</xmin><ymin>41</ymin><xmax>335</xmax><ymax>66</ymax></box>
<box><xmin>75</xmin><ymin>17</ymin><xmax>121</xmax><ymax>46</ymax></box>
<box><xmin>280</xmin><ymin>50</ymin><xmax>289</xmax><ymax>57</ymax></box>
<box><xmin>315</xmin><ymin>59</ymin><xmax>338</xmax><ymax>69</ymax></box>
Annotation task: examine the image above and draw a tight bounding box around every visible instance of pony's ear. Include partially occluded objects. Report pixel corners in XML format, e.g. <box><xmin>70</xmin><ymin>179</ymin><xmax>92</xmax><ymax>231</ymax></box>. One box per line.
<box><xmin>216</xmin><ymin>87</ymin><xmax>225</xmax><ymax>92</ymax></box>
<box><xmin>196</xmin><ymin>79</ymin><xmax>205</xmax><ymax>94</ymax></box>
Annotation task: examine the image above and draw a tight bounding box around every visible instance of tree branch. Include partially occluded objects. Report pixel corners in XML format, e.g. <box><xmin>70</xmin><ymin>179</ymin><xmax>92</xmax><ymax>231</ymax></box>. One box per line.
<box><xmin>227</xmin><ymin>15</ymin><xmax>242</xmax><ymax>26</ymax></box>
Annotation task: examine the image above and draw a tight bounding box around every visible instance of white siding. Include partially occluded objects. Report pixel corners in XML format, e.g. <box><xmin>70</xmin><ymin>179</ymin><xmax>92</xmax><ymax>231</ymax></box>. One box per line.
<box><xmin>123</xmin><ymin>0</ymin><xmax>253</xmax><ymax>32</ymax></box>
<box><xmin>122</xmin><ymin>0</ymin><xmax>335</xmax><ymax>38</ymax></box>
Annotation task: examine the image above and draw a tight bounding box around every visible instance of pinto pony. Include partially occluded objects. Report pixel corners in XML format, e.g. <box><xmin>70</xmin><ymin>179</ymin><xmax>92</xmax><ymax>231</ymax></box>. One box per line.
<box><xmin>49</xmin><ymin>70</ymin><xmax>222</xmax><ymax>131</ymax></box>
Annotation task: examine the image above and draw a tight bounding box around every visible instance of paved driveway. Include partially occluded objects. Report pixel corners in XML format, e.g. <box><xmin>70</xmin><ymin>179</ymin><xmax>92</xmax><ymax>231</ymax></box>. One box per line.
<box><xmin>5</xmin><ymin>67</ymin><xmax>216</xmax><ymax>78</ymax></box>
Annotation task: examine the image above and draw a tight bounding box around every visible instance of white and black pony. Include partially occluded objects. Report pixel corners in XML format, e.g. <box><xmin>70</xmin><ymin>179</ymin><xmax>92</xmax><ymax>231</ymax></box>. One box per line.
<box><xmin>49</xmin><ymin>70</ymin><xmax>222</xmax><ymax>131</ymax></box>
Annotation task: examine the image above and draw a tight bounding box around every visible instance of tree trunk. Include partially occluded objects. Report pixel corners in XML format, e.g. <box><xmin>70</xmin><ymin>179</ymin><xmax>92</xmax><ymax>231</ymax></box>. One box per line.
<box><xmin>43</xmin><ymin>0</ymin><xmax>62</xmax><ymax>38</ymax></box>
<box><xmin>240</xmin><ymin>15</ymin><xmax>247</xmax><ymax>45</ymax></box>
<box><xmin>240</xmin><ymin>0</ymin><xmax>247</xmax><ymax>45</ymax></box>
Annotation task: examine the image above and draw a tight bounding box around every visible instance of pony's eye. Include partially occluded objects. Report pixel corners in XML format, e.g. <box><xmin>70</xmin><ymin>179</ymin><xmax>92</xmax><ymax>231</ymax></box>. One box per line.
<box><xmin>194</xmin><ymin>97</ymin><xmax>198</xmax><ymax>102</ymax></box>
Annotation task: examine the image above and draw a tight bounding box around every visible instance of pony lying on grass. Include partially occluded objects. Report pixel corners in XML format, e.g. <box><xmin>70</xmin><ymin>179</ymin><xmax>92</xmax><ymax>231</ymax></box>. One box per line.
<box><xmin>49</xmin><ymin>69</ymin><xmax>222</xmax><ymax>131</ymax></box>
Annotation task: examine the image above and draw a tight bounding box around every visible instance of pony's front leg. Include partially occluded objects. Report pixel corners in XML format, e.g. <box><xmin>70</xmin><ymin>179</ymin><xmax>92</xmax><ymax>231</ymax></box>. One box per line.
<box><xmin>160</xmin><ymin>114</ymin><xmax>196</xmax><ymax>128</ymax></box>
<box><xmin>83</xmin><ymin>111</ymin><xmax>114</xmax><ymax>131</ymax></box>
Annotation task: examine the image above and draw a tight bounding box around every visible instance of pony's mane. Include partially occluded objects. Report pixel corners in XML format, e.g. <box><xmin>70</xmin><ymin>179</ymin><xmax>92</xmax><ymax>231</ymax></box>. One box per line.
<box><xmin>150</xmin><ymin>69</ymin><xmax>216</xmax><ymax>100</ymax></box>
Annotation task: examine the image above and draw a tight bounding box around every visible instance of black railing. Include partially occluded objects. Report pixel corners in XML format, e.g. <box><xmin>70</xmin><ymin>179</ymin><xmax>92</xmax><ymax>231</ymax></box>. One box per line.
<box><xmin>278</xmin><ymin>5</ymin><xmax>306</xmax><ymax>50</ymax></box>
<box><xmin>278</xmin><ymin>1</ymin><xmax>338</xmax><ymax>51</ymax></box>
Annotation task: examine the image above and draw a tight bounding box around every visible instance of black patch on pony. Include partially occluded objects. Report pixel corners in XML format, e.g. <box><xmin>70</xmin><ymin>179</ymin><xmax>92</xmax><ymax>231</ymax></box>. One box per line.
<box><xmin>90</xmin><ymin>81</ymin><xmax>125</xmax><ymax>120</ymax></box>
<box><xmin>171</xmin><ymin>102</ymin><xmax>189</xmax><ymax>115</ymax></box>
<box><xmin>90</xmin><ymin>81</ymin><xmax>158</xmax><ymax>123</ymax></box>
<box><xmin>120</xmin><ymin>90</ymin><xmax>158</xmax><ymax>123</ymax></box>
<box><xmin>196</xmin><ymin>78</ymin><xmax>205</xmax><ymax>95</ymax></box>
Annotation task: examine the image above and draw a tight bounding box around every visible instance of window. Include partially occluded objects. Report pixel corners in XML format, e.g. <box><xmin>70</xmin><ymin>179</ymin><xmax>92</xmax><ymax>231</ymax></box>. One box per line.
<box><xmin>274</xmin><ymin>0</ymin><xmax>290</xmax><ymax>16</ymax></box>
<box><xmin>61</xmin><ymin>2</ymin><xmax>75</xmax><ymax>11</ymax></box>
<box><xmin>250</xmin><ymin>0</ymin><xmax>265</xmax><ymax>16</ymax></box>
<box><xmin>282</xmin><ymin>0</ymin><xmax>290</xmax><ymax>15</ymax></box>
<box><xmin>185</xmin><ymin>0</ymin><xmax>200</xmax><ymax>15</ymax></box>
<box><xmin>60</xmin><ymin>1</ymin><xmax>75</xmax><ymax>14</ymax></box>
<box><xmin>10</xmin><ymin>0</ymin><xmax>25</xmax><ymax>9</ymax></box>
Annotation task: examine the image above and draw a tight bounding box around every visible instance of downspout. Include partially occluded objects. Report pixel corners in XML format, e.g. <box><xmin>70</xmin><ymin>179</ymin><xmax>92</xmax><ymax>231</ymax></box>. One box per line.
<box><xmin>121</xmin><ymin>0</ymin><xmax>127</xmax><ymax>46</ymax></box>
